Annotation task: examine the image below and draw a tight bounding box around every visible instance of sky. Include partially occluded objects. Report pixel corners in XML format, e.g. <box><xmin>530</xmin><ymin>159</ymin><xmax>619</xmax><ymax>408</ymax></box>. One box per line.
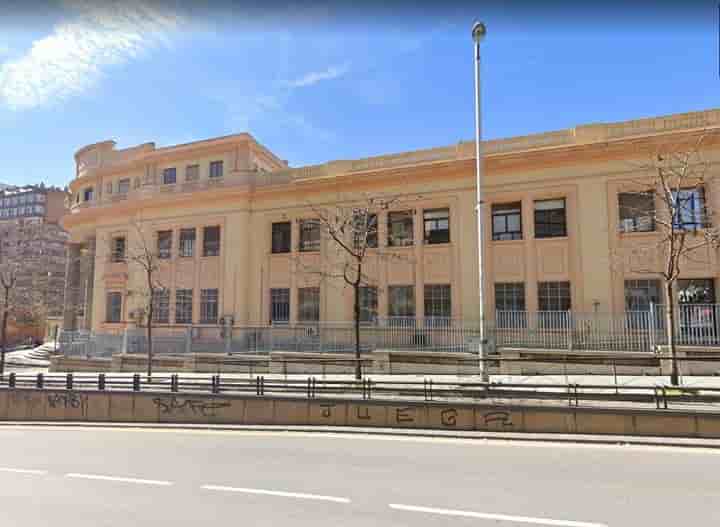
<box><xmin>0</xmin><ymin>0</ymin><xmax>718</xmax><ymax>188</ymax></box>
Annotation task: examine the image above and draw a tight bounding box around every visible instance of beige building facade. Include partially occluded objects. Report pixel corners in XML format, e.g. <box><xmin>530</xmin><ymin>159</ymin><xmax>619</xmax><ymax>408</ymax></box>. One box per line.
<box><xmin>61</xmin><ymin>109</ymin><xmax>720</xmax><ymax>342</ymax></box>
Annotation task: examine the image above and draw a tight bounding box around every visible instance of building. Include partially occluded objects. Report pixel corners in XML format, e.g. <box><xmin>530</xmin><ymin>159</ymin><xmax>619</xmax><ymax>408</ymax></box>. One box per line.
<box><xmin>0</xmin><ymin>184</ymin><xmax>69</xmax><ymax>343</ymax></box>
<box><xmin>60</xmin><ymin>109</ymin><xmax>720</xmax><ymax>353</ymax></box>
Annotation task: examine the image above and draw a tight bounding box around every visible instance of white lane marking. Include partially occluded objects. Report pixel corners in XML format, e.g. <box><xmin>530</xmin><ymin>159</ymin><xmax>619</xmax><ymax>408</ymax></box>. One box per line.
<box><xmin>389</xmin><ymin>504</ymin><xmax>609</xmax><ymax>527</ymax></box>
<box><xmin>0</xmin><ymin>468</ymin><xmax>47</xmax><ymax>475</ymax></box>
<box><xmin>201</xmin><ymin>484</ymin><xmax>350</xmax><ymax>503</ymax></box>
<box><xmin>65</xmin><ymin>473</ymin><xmax>173</xmax><ymax>486</ymax></box>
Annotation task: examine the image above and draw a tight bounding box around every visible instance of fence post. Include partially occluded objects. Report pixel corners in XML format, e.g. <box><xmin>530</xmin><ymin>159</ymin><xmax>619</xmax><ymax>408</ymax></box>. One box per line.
<box><xmin>566</xmin><ymin>311</ymin><xmax>573</xmax><ymax>351</ymax></box>
<box><xmin>66</xmin><ymin>373</ymin><xmax>73</xmax><ymax>390</ymax></box>
<box><xmin>132</xmin><ymin>373</ymin><xmax>140</xmax><ymax>392</ymax></box>
<box><xmin>36</xmin><ymin>373</ymin><xmax>44</xmax><ymax>389</ymax></box>
<box><xmin>98</xmin><ymin>373</ymin><xmax>105</xmax><ymax>391</ymax></box>
<box><xmin>649</xmin><ymin>302</ymin><xmax>657</xmax><ymax>351</ymax></box>
<box><xmin>8</xmin><ymin>372</ymin><xmax>15</xmax><ymax>388</ymax></box>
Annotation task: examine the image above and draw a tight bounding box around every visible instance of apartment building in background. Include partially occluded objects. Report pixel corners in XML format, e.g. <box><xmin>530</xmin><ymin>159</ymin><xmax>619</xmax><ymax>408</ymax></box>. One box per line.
<box><xmin>0</xmin><ymin>184</ymin><xmax>69</xmax><ymax>342</ymax></box>
<box><xmin>60</xmin><ymin>109</ymin><xmax>720</xmax><ymax>352</ymax></box>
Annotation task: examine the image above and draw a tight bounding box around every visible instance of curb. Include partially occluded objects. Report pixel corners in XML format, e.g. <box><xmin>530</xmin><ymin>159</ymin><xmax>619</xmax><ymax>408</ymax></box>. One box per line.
<box><xmin>2</xmin><ymin>421</ymin><xmax>720</xmax><ymax>449</ymax></box>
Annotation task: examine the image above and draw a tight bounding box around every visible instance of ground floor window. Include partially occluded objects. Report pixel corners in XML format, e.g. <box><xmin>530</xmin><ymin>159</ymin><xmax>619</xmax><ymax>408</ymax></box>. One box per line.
<box><xmin>152</xmin><ymin>289</ymin><xmax>170</xmax><ymax>324</ymax></box>
<box><xmin>495</xmin><ymin>282</ymin><xmax>526</xmax><ymax>328</ymax></box>
<box><xmin>200</xmin><ymin>288</ymin><xmax>219</xmax><ymax>324</ymax></box>
<box><xmin>538</xmin><ymin>281</ymin><xmax>571</xmax><ymax>328</ymax></box>
<box><xmin>389</xmin><ymin>285</ymin><xmax>415</xmax><ymax>318</ymax></box>
<box><xmin>175</xmin><ymin>289</ymin><xmax>193</xmax><ymax>324</ymax></box>
<box><xmin>424</xmin><ymin>284</ymin><xmax>451</xmax><ymax>319</ymax></box>
<box><xmin>359</xmin><ymin>286</ymin><xmax>378</xmax><ymax>323</ymax></box>
<box><xmin>106</xmin><ymin>292</ymin><xmax>122</xmax><ymax>323</ymax></box>
<box><xmin>270</xmin><ymin>288</ymin><xmax>290</xmax><ymax>323</ymax></box>
<box><xmin>298</xmin><ymin>287</ymin><xmax>320</xmax><ymax>322</ymax></box>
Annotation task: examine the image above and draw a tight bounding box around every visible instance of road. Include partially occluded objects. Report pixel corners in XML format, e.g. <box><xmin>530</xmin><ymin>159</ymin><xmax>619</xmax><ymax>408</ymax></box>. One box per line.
<box><xmin>0</xmin><ymin>426</ymin><xmax>718</xmax><ymax>526</ymax></box>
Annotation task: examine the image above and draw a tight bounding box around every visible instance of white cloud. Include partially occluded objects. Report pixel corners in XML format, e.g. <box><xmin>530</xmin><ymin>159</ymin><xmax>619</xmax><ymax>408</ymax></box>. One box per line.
<box><xmin>0</xmin><ymin>0</ymin><xmax>181</xmax><ymax>109</ymax></box>
<box><xmin>288</xmin><ymin>63</ymin><xmax>349</xmax><ymax>88</ymax></box>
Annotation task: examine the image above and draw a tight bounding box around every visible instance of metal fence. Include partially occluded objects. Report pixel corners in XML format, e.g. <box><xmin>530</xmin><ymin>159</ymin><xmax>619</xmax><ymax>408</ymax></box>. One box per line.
<box><xmin>495</xmin><ymin>305</ymin><xmax>720</xmax><ymax>352</ymax></box>
<box><xmin>58</xmin><ymin>305</ymin><xmax>720</xmax><ymax>358</ymax></box>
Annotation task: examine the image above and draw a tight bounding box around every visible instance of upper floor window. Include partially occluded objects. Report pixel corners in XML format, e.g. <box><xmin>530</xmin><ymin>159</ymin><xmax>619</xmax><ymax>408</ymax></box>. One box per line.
<box><xmin>83</xmin><ymin>187</ymin><xmax>94</xmax><ymax>202</ymax></box>
<box><xmin>388</xmin><ymin>211</ymin><xmax>414</xmax><ymax>247</ymax></box>
<box><xmin>111</xmin><ymin>236</ymin><xmax>126</xmax><ymax>263</ymax></box>
<box><xmin>272</xmin><ymin>222</ymin><xmax>291</xmax><ymax>253</ymax></box>
<box><xmin>492</xmin><ymin>202</ymin><xmax>522</xmax><ymax>240</ymax></box>
<box><xmin>185</xmin><ymin>164</ymin><xmax>200</xmax><ymax>182</ymax></box>
<box><xmin>423</xmin><ymin>208</ymin><xmax>450</xmax><ymax>244</ymax></box>
<box><xmin>352</xmin><ymin>212</ymin><xmax>378</xmax><ymax>249</ymax></box>
<box><xmin>672</xmin><ymin>187</ymin><xmax>708</xmax><ymax>230</ymax></box>
<box><xmin>209</xmin><ymin>160</ymin><xmax>224</xmax><ymax>178</ymax></box>
<box><xmin>299</xmin><ymin>219</ymin><xmax>320</xmax><ymax>252</ymax></box>
<box><xmin>106</xmin><ymin>292</ymin><xmax>122</xmax><ymax>323</ymax></box>
<box><xmin>203</xmin><ymin>226</ymin><xmax>220</xmax><ymax>257</ymax></box>
<box><xmin>618</xmin><ymin>192</ymin><xmax>655</xmax><ymax>233</ymax></box>
<box><xmin>179</xmin><ymin>228</ymin><xmax>195</xmax><ymax>258</ymax></box>
<box><xmin>534</xmin><ymin>199</ymin><xmax>567</xmax><ymax>238</ymax></box>
<box><xmin>162</xmin><ymin>168</ymin><xmax>177</xmax><ymax>185</ymax></box>
<box><xmin>118</xmin><ymin>179</ymin><xmax>131</xmax><ymax>195</ymax></box>
<box><xmin>105</xmin><ymin>182</ymin><xmax>113</xmax><ymax>195</ymax></box>
<box><xmin>157</xmin><ymin>230</ymin><xmax>172</xmax><ymax>259</ymax></box>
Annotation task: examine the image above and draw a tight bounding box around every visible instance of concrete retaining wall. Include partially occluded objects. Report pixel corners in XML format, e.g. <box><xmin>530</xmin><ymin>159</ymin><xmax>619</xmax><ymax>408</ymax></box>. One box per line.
<box><xmin>2</xmin><ymin>388</ymin><xmax>720</xmax><ymax>439</ymax></box>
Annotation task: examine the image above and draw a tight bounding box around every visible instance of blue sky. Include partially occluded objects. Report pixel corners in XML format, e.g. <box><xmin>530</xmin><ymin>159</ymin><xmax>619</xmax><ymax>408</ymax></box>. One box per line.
<box><xmin>0</xmin><ymin>1</ymin><xmax>718</xmax><ymax>187</ymax></box>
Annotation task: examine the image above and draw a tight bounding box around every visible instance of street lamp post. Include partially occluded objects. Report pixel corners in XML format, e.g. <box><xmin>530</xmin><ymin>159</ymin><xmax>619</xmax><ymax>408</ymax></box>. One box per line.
<box><xmin>472</xmin><ymin>21</ymin><xmax>488</xmax><ymax>381</ymax></box>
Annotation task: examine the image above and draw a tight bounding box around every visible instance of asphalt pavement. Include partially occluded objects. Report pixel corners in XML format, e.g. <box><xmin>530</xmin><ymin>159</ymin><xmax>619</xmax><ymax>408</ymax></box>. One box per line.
<box><xmin>0</xmin><ymin>425</ymin><xmax>718</xmax><ymax>526</ymax></box>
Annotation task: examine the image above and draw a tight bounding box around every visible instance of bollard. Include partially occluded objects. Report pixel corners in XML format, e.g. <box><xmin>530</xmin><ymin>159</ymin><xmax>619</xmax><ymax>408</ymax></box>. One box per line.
<box><xmin>212</xmin><ymin>375</ymin><xmax>220</xmax><ymax>394</ymax></box>
<box><xmin>66</xmin><ymin>373</ymin><xmax>73</xmax><ymax>390</ymax></box>
<box><xmin>171</xmin><ymin>374</ymin><xmax>178</xmax><ymax>393</ymax></box>
<box><xmin>132</xmin><ymin>373</ymin><xmax>140</xmax><ymax>392</ymax></box>
<box><xmin>36</xmin><ymin>373</ymin><xmax>44</xmax><ymax>389</ymax></box>
<box><xmin>8</xmin><ymin>372</ymin><xmax>15</xmax><ymax>388</ymax></box>
<box><xmin>98</xmin><ymin>373</ymin><xmax>105</xmax><ymax>391</ymax></box>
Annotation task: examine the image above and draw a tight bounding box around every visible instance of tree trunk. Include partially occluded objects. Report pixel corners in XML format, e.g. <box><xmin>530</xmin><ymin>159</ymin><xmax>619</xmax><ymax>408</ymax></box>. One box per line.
<box><xmin>665</xmin><ymin>282</ymin><xmax>679</xmax><ymax>386</ymax></box>
<box><xmin>147</xmin><ymin>293</ymin><xmax>153</xmax><ymax>380</ymax></box>
<box><xmin>353</xmin><ymin>282</ymin><xmax>361</xmax><ymax>380</ymax></box>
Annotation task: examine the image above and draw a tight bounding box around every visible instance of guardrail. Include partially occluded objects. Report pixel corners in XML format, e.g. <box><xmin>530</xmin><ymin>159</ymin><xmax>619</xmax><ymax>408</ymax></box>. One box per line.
<box><xmin>3</xmin><ymin>368</ymin><xmax>720</xmax><ymax>412</ymax></box>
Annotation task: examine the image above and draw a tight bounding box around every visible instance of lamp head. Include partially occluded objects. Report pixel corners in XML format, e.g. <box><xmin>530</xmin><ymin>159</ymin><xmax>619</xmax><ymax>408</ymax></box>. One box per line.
<box><xmin>472</xmin><ymin>21</ymin><xmax>486</xmax><ymax>43</ymax></box>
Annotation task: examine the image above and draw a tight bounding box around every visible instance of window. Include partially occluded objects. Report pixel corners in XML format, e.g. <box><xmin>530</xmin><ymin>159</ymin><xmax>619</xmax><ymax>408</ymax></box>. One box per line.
<box><xmin>106</xmin><ymin>292</ymin><xmax>122</xmax><ymax>323</ymax></box>
<box><xmin>538</xmin><ymin>281</ymin><xmax>571</xmax><ymax>311</ymax></box>
<box><xmin>299</xmin><ymin>219</ymin><xmax>320</xmax><ymax>252</ymax></box>
<box><xmin>179</xmin><ymin>228</ymin><xmax>195</xmax><ymax>258</ymax></box>
<box><xmin>389</xmin><ymin>286</ymin><xmax>415</xmax><ymax>317</ymax></box>
<box><xmin>175</xmin><ymin>289</ymin><xmax>193</xmax><ymax>324</ymax></box>
<box><xmin>359</xmin><ymin>286</ymin><xmax>378</xmax><ymax>323</ymax></box>
<box><xmin>424</xmin><ymin>284</ymin><xmax>451</xmax><ymax>318</ymax></box>
<box><xmin>678</xmin><ymin>279</ymin><xmax>716</xmax><ymax>305</ymax></box>
<box><xmin>538</xmin><ymin>281</ymin><xmax>571</xmax><ymax>328</ymax></box>
<box><xmin>423</xmin><ymin>208</ymin><xmax>450</xmax><ymax>244</ymax></box>
<box><xmin>111</xmin><ymin>236</ymin><xmax>126</xmax><ymax>262</ymax></box>
<box><xmin>625</xmin><ymin>280</ymin><xmax>661</xmax><ymax>311</ymax></box>
<box><xmin>495</xmin><ymin>283</ymin><xmax>526</xmax><ymax>311</ymax></box>
<box><xmin>270</xmin><ymin>288</ymin><xmax>290</xmax><ymax>323</ymax></box>
<box><xmin>271</xmin><ymin>222</ymin><xmax>291</xmax><ymax>253</ymax></box>
<box><xmin>353</xmin><ymin>212</ymin><xmax>378</xmax><ymax>249</ymax></box>
<box><xmin>106</xmin><ymin>182</ymin><xmax>113</xmax><ymax>195</ymax></box>
<box><xmin>118</xmin><ymin>179</ymin><xmax>131</xmax><ymax>194</ymax></box>
<box><xmin>203</xmin><ymin>226</ymin><xmax>220</xmax><ymax>256</ymax></box>
<box><xmin>298</xmin><ymin>287</ymin><xmax>320</xmax><ymax>322</ymax></box>
<box><xmin>37</xmin><ymin>194</ymin><xmax>46</xmax><ymax>203</ymax></box>
<box><xmin>534</xmin><ymin>199</ymin><xmax>567</xmax><ymax>238</ymax></box>
<box><xmin>200</xmin><ymin>289</ymin><xmax>219</xmax><ymax>324</ymax></box>
<box><xmin>388</xmin><ymin>211</ymin><xmax>414</xmax><ymax>247</ymax></box>
<box><xmin>209</xmin><ymin>160</ymin><xmax>224</xmax><ymax>178</ymax></box>
<box><xmin>157</xmin><ymin>230</ymin><xmax>172</xmax><ymax>259</ymax></box>
<box><xmin>618</xmin><ymin>192</ymin><xmax>655</xmax><ymax>233</ymax></box>
<box><xmin>495</xmin><ymin>282</ymin><xmax>526</xmax><ymax>328</ymax></box>
<box><xmin>152</xmin><ymin>290</ymin><xmax>170</xmax><ymax>324</ymax></box>
<box><xmin>83</xmin><ymin>187</ymin><xmax>94</xmax><ymax>202</ymax></box>
<box><xmin>492</xmin><ymin>202</ymin><xmax>522</xmax><ymax>240</ymax></box>
<box><xmin>162</xmin><ymin>168</ymin><xmax>176</xmax><ymax>185</ymax></box>
<box><xmin>185</xmin><ymin>164</ymin><xmax>199</xmax><ymax>182</ymax></box>
<box><xmin>672</xmin><ymin>187</ymin><xmax>708</xmax><ymax>230</ymax></box>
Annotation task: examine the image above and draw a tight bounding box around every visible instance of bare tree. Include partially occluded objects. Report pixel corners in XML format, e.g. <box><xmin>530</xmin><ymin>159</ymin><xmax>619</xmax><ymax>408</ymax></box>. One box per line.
<box><xmin>616</xmin><ymin>134</ymin><xmax>720</xmax><ymax>385</ymax></box>
<box><xmin>126</xmin><ymin>219</ymin><xmax>167</xmax><ymax>379</ymax></box>
<box><xmin>297</xmin><ymin>195</ymin><xmax>407</xmax><ymax>380</ymax></box>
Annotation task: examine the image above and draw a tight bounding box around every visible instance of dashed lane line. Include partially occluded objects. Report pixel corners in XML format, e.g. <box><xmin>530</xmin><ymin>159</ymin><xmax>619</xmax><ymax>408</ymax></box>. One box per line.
<box><xmin>65</xmin><ymin>473</ymin><xmax>173</xmax><ymax>486</ymax></box>
<box><xmin>201</xmin><ymin>484</ymin><xmax>351</xmax><ymax>503</ymax></box>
